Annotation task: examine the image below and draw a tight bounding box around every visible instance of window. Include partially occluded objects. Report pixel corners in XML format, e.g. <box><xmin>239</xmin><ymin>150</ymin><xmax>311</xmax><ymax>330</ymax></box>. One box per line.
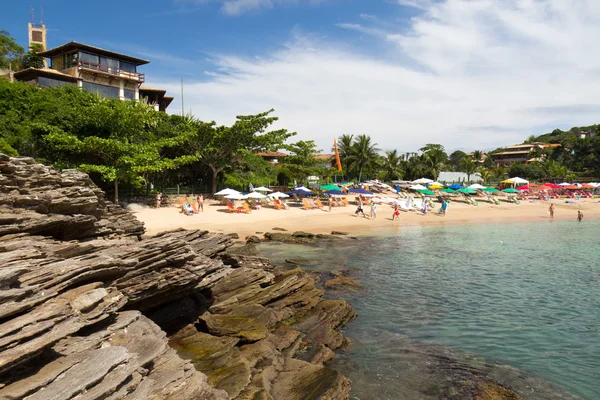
<box><xmin>64</xmin><ymin>52</ymin><xmax>78</xmax><ymax>68</ymax></box>
<box><xmin>123</xmin><ymin>89</ymin><xmax>135</xmax><ymax>100</ymax></box>
<box><xmin>120</xmin><ymin>61</ymin><xmax>136</xmax><ymax>73</ymax></box>
<box><xmin>82</xmin><ymin>82</ymin><xmax>119</xmax><ymax>98</ymax></box>
<box><xmin>79</xmin><ymin>52</ymin><xmax>99</xmax><ymax>65</ymax></box>
<box><xmin>100</xmin><ymin>57</ymin><xmax>119</xmax><ymax>72</ymax></box>
<box><xmin>37</xmin><ymin>77</ymin><xmax>73</xmax><ymax>88</ymax></box>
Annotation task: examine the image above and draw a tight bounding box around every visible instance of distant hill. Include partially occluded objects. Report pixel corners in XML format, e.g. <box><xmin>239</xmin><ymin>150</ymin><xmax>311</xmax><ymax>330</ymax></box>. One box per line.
<box><xmin>533</xmin><ymin>124</ymin><xmax>600</xmax><ymax>143</ymax></box>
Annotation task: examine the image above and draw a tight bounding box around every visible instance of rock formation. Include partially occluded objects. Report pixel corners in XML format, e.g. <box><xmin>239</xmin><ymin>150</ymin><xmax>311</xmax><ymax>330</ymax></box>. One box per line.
<box><xmin>0</xmin><ymin>155</ymin><xmax>356</xmax><ymax>399</ymax></box>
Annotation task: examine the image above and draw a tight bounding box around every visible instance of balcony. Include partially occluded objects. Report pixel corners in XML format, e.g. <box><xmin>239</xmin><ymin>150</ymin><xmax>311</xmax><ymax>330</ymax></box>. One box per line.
<box><xmin>78</xmin><ymin>61</ymin><xmax>145</xmax><ymax>83</ymax></box>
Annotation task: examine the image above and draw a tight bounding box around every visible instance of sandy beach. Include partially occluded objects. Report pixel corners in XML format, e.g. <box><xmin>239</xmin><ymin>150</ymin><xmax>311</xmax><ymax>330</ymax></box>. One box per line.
<box><xmin>133</xmin><ymin>196</ymin><xmax>600</xmax><ymax>239</ymax></box>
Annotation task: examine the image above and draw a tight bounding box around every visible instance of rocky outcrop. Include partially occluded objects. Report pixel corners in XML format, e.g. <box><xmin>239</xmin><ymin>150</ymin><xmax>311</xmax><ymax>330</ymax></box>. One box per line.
<box><xmin>0</xmin><ymin>155</ymin><xmax>356</xmax><ymax>400</ymax></box>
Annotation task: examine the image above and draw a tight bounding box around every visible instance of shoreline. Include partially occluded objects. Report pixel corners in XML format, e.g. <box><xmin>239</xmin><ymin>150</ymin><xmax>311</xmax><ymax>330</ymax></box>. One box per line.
<box><xmin>133</xmin><ymin>197</ymin><xmax>600</xmax><ymax>240</ymax></box>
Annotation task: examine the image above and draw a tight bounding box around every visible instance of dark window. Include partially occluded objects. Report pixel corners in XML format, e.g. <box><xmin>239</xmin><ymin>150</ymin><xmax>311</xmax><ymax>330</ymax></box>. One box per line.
<box><xmin>100</xmin><ymin>57</ymin><xmax>119</xmax><ymax>72</ymax></box>
<box><xmin>79</xmin><ymin>52</ymin><xmax>99</xmax><ymax>65</ymax></box>
<box><xmin>32</xmin><ymin>31</ymin><xmax>43</xmax><ymax>42</ymax></box>
<box><xmin>120</xmin><ymin>62</ymin><xmax>136</xmax><ymax>73</ymax></box>
<box><xmin>123</xmin><ymin>89</ymin><xmax>135</xmax><ymax>100</ymax></box>
<box><xmin>64</xmin><ymin>52</ymin><xmax>78</xmax><ymax>68</ymax></box>
<box><xmin>37</xmin><ymin>77</ymin><xmax>73</xmax><ymax>88</ymax></box>
<box><xmin>82</xmin><ymin>82</ymin><xmax>119</xmax><ymax>98</ymax></box>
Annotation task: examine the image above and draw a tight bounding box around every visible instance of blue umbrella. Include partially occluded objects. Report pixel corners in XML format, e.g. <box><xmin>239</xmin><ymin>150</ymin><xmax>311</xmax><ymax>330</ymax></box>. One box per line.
<box><xmin>288</xmin><ymin>189</ymin><xmax>316</xmax><ymax>195</ymax></box>
<box><xmin>349</xmin><ymin>188</ymin><xmax>374</xmax><ymax>195</ymax></box>
<box><xmin>324</xmin><ymin>190</ymin><xmax>344</xmax><ymax>195</ymax></box>
<box><xmin>448</xmin><ymin>184</ymin><xmax>463</xmax><ymax>190</ymax></box>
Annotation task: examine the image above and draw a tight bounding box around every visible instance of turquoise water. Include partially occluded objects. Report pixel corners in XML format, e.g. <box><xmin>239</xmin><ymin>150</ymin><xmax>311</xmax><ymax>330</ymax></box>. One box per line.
<box><xmin>258</xmin><ymin>221</ymin><xmax>600</xmax><ymax>399</ymax></box>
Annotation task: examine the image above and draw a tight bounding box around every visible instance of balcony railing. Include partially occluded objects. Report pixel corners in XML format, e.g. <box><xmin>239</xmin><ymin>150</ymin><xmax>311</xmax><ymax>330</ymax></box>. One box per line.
<box><xmin>78</xmin><ymin>61</ymin><xmax>145</xmax><ymax>83</ymax></box>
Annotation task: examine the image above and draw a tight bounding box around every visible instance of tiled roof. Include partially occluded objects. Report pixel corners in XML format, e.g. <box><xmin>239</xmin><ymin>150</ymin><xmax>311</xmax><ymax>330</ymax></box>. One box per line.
<box><xmin>315</xmin><ymin>154</ymin><xmax>333</xmax><ymax>159</ymax></box>
<box><xmin>38</xmin><ymin>42</ymin><xmax>149</xmax><ymax>65</ymax></box>
<box><xmin>257</xmin><ymin>151</ymin><xmax>287</xmax><ymax>157</ymax></box>
<box><xmin>13</xmin><ymin>67</ymin><xmax>81</xmax><ymax>82</ymax></box>
<box><xmin>139</xmin><ymin>86</ymin><xmax>167</xmax><ymax>93</ymax></box>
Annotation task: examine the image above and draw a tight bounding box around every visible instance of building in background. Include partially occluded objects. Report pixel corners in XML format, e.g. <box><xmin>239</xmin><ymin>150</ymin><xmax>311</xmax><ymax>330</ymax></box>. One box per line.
<box><xmin>491</xmin><ymin>143</ymin><xmax>560</xmax><ymax>165</ymax></box>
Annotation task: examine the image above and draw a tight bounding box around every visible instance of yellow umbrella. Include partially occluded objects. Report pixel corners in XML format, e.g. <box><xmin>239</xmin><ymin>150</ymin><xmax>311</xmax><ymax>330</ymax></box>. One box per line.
<box><xmin>501</xmin><ymin>179</ymin><xmax>514</xmax><ymax>183</ymax></box>
<box><xmin>429</xmin><ymin>184</ymin><xmax>444</xmax><ymax>189</ymax></box>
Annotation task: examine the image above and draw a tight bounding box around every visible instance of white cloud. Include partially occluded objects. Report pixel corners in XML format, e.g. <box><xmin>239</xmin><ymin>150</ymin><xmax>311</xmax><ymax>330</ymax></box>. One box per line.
<box><xmin>151</xmin><ymin>0</ymin><xmax>600</xmax><ymax>152</ymax></box>
<box><xmin>175</xmin><ymin>0</ymin><xmax>326</xmax><ymax>16</ymax></box>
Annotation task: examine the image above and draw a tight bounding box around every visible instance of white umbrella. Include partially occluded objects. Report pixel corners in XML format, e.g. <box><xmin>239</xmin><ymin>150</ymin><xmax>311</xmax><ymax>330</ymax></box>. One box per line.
<box><xmin>558</xmin><ymin>182</ymin><xmax>571</xmax><ymax>186</ymax></box>
<box><xmin>269</xmin><ymin>191</ymin><xmax>290</xmax><ymax>199</ymax></box>
<box><xmin>225</xmin><ymin>193</ymin><xmax>246</xmax><ymax>200</ymax></box>
<box><xmin>409</xmin><ymin>184</ymin><xmax>428</xmax><ymax>190</ymax></box>
<box><xmin>215</xmin><ymin>188</ymin><xmax>240</xmax><ymax>196</ymax></box>
<box><xmin>468</xmin><ymin>184</ymin><xmax>486</xmax><ymax>189</ymax></box>
<box><xmin>412</xmin><ymin>178</ymin><xmax>434</xmax><ymax>184</ymax></box>
<box><xmin>509</xmin><ymin>177</ymin><xmax>529</xmax><ymax>184</ymax></box>
<box><xmin>245</xmin><ymin>191</ymin><xmax>267</xmax><ymax>199</ymax></box>
<box><xmin>296</xmin><ymin>186</ymin><xmax>313</xmax><ymax>193</ymax></box>
<box><xmin>254</xmin><ymin>186</ymin><xmax>273</xmax><ymax>192</ymax></box>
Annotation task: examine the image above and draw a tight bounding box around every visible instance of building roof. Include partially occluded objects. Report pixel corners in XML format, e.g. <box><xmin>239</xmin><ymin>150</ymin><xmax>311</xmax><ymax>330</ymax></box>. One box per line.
<box><xmin>139</xmin><ymin>86</ymin><xmax>167</xmax><ymax>94</ymax></box>
<box><xmin>493</xmin><ymin>150</ymin><xmax>531</xmax><ymax>156</ymax></box>
<box><xmin>257</xmin><ymin>151</ymin><xmax>287</xmax><ymax>157</ymax></box>
<box><xmin>13</xmin><ymin>67</ymin><xmax>82</xmax><ymax>82</ymax></box>
<box><xmin>39</xmin><ymin>42</ymin><xmax>149</xmax><ymax>66</ymax></box>
<box><xmin>315</xmin><ymin>154</ymin><xmax>333</xmax><ymax>160</ymax></box>
<box><xmin>163</xmin><ymin>96</ymin><xmax>174</xmax><ymax>107</ymax></box>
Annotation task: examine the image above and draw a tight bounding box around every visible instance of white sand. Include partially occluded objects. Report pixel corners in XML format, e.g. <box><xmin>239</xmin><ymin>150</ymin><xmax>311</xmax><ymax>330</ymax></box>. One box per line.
<box><xmin>133</xmin><ymin>196</ymin><xmax>600</xmax><ymax>240</ymax></box>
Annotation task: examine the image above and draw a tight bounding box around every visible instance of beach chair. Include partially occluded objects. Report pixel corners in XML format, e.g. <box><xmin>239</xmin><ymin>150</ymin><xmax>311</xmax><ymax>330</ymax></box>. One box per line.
<box><xmin>315</xmin><ymin>199</ymin><xmax>324</xmax><ymax>208</ymax></box>
<box><xmin>241</xmin><ymin>202</ymin><xmax>252</xmax><ymax>213</ymax></box>
<box><xmin>192</xmin><ymin>204</ymin><xmax>199</xmax><ymax>213</ymax></box>
<box><xmin>309</xmin><ymin>199</ymin><xmax>319</xmax><ymax>209</ymax></box>
<box><xmin>227</xmin><ymin>203</ymin><xmax>237</xmax><ymax>213</ymax></box>
<box><xmin>341</xmin><ymin>197</ymin><xmax>349</xmax><ymax>206</ymax></box>
<box><xmin>301</xmin><ymin>199</ymin><xmax>313</xmax><ymax>210</ymax></box>
<box><xmin>178</xmin><ymin>197</ymin><xmax>186</xmax><ymax>205</ymax></box>
<box><xmin>273</xmin><ymin>199</ymin><xmax>284</xmax><ymax>210</ymax></box>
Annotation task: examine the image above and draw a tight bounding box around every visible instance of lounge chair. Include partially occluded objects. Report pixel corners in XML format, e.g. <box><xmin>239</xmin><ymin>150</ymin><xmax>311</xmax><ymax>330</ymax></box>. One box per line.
<box><xmin>341</xmin><ymin>197</ymin><xmax>349</xmax><ymax>206</ymax></box>
<box><xmin>227</xmin><ymin>203</ymin><xmax>237</xmax><ymax>213</ymax></box>
<box><xmin>273</xmin><ymin>199</ymin><xmax>284</xmax><ymax>210</ymax></box>
<box><xmin>301</xmin><ymin>199</ymin><xmax>313</xmax><ymax>210</ymax></box>
<box><xmin>241</xmin><ymin>202</ymin><xmax>252</xmax><ymax>213</ymax></box>
<box><xmin>315</xmin><ymin>199</ymin><xmax>324</xmax><ymax>208</ymax></box>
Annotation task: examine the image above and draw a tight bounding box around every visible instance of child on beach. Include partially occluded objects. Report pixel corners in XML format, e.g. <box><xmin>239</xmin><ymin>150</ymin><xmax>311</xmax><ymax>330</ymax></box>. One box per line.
<box><xmin>197</xmin><ymin>194</ymin><xmax>204</xmax><ymax>212</ymax></box>
<box><xmin>355</xmin><ymin>203</ymin><xmax>366</xmax><ymax>217</ymax></box>
<box><xmin>577</xmin><ymin>210</ymin><xmax>583</xmax><ymax>222</ymax></box>
<box><xmin>370</xmin><ymin>202</ymin><xmax>377</xmax><ymax>219</ymax></box>
<box><xmin>439</xmin><ymin>199</ymin><xmax>447</xmax><ymax>216</ymax></box>
<box><xmin>156</xmin><ymin>192</ymin><xmax>162</xmax><ymax>209</ymax></box>
<box><xmin>392</xmin><ymin>204</ymin><xmax>400</xmax><ymax>221</ymax></box>
<box><xmin>548</xmin><ymin>204</ymin><xmax>554</xmax><ymax>219</ymax></box>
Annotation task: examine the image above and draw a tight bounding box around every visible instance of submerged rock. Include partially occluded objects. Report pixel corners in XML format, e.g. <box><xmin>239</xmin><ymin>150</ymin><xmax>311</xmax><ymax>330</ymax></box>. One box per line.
<box><xmin>325</xmin><ymin>276</ymin><xmax>363</xmax><ymax>289</ymax></box>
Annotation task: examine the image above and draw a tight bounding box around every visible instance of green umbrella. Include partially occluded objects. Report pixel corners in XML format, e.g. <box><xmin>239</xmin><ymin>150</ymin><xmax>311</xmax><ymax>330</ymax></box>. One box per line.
<box><xmin>458</xmin><ymin>188</ymin><xmax>477</xmax><ymax>194</ymax></box>
<box><xmin>418</xmin><ymin>189</ymin><xmax>436</xmax><ymax>196</ymax></box>
<box><xmin>319</xmin><ymin>184</ymin><xmax>341</xmax><ymax>191</ymax></box>
<box><xmin>440</xmin><ymin>188</ymin><xmax>456</xmax><ymax>193</ymax></box>
<box><xmin>501</xmin><ymin>188</ymin><xmax>519</xmax><ymax>193</ymax></box>
<box><xmin>483</xmin><ymin>187</ymin><xmax>500</xmax><ymax>193</ymax></box>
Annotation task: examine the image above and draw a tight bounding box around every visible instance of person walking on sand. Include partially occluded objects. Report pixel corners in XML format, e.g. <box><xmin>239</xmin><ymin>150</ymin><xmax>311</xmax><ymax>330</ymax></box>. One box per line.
<box><xmin>156</xmin><ymin>192</ymin><xmax>162</xmax><ymax>209</ymax></box>
<box><xmin>392</xmin><ymin>204</ymin><xmax>400</xmax><ymax>221</ymax></box>
<box><xmin>548</xmin><ymin>203</ymin><xmax>554</xmax><ymax>219</ymax></box>
<box><xmin>440</xmin><ymin>198</ymin><xmax>448</xmax><ymax>216</ymax></box>
<box><xmin>370</xmin><ymin>201</ymin><xmax>377</xmax><ymax>220</ymax></box>
<box><xmin>328</xmin><ymin>195</ymin><xmax>332</xmax><ymax>212</ymax></box>
<box><xmin>355</xmin><ymin>202</ymin><xmax>366</xmax><ymax>218</ymax></box>
<box><xmin>578</xmin><ymin>210</ymin><xmax>583</xmax><ymax>222</ymax></box>
<box><xmin>197</xmin><ymin>194</ymin><xmax>204</xmax><ymax>212</ymax></box>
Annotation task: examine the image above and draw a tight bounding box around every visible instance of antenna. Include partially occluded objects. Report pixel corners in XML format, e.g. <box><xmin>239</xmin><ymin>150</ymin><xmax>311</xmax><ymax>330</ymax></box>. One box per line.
<box><xmin>41</xmin><ymin>7</ymin><xmax>44</xmax><ymax>24</ymax></box>
<box><xmin>181</xmin><ymin>77</ymin><xmax>184</xmax><ymax>117</ymax></box>
<box><xmin>30</xmin><ymin>6</ymin><xmax>34</xmax><ymax>24</ymax></box>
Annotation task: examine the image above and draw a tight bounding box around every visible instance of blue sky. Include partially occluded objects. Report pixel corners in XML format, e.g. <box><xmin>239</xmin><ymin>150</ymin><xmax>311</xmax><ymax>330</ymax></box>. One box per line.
<box><xmin>3</xmin><ymin>0</ymin><xmax>600</xmax><ymax>153</ymax></box>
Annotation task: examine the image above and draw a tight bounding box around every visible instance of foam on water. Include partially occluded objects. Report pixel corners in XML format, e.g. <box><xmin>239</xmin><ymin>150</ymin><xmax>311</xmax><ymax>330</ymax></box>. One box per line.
<box><xmin>259</xmin><ymin>220</ymin><xmax>600</xmax><ymax>399</ymax></box>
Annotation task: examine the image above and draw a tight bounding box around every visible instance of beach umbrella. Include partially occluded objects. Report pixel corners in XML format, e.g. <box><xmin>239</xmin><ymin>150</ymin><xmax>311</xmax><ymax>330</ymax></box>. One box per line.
<box><xmin>564</xmin><ymin>185</ymin><xmax>580</xmax><ymax>190</ymax></box>
<box><xmin>409</xmin><ymin>184</ymin><xmax>427</xmax><ymax>191</ymax></box>
<box><xmin>428</xmin><ymin>183</ymin><xmax>444</xmax><ymax>189</ymax></box>
<box><xmin>468</xmin><ymin>184</ymin><xmax>486</xmax><ymax>190</ymax></box>
<box><xmin>458</xmin><ymin>188</ymin><xmax>477</xmax><ymax>194</ymax></box>
<box><xmin>295</xmin><ymin>186</ymin><xmax>313</xmax><ymax>192</ymax></box>
<box><xmin>418</xmin><ymin>189</ymin><xmax>436</xmax><ymax>196</ymax></box>
<box><xmin>510</xmin><ymin>177</ymin><xmax>529</xmax><ymax>184</ymax></box>
<box><xmin>558</xmin><ymin>182</ymin><xmax>571</xmax><ymax>186</ymax></box>
<box><xmin>501</xmin><ymin>188</ymin><xmax>519</xmax><ymax>193</ymax></box>
<box><xmin>225</xmin><ymin>193</ymin><xmax>247</xmax><ymax>200</ymax></box>
<box><xmin>215</xmin><ymin>188</ymin><xmax>241</xmax><ymax>196</ymax></box>
<box><xmin>440</xmin><ymin>188</ymin><xmax>457</xmax><ymax>193</ymax></box>
<box><xmin>269</xmin><ymin>191</ymin><xmax>289</xmax><ymax>198</ymax></box>
<box><xmin>448</xmin><ymin>183</ymin><xmax>463</xmax><ymax>190</ymax></box>
<box><xmin>581</xmin><ymin>183</ymin><xmax>596</xmax><ymax>189</ymax></box>
<box><xmin>482</xmin><ymin>187</ymin><xmax>500</xmax><ymax>193</ymax></box>
<box><xmin>412</xmin><ymin>178</ymin><xmax>434</xmax><ymax>184</ymax></box>
<box><xmin>254</xmin><ymin>186</ymin><xmax>273</xmax><ymax>192</ymax></box>
<box><xmin>501</xmin><ymin>179</ymin><xmax>514</xmax><ymax>184</ymax></box>
<box><xmin>517</xmin><ymin>185</ymin><xmax>531</xmax><ymax>191</ymax></box>
<box><xmin>288</xmin><ymin>189</ymin><xmax>316</xmax><ymax>195</ymax></box>
<box><xmin>245</xmin><ymin>191</ymin><xmax>267</xmax><ymax>199</ymax></box>
<box><xmin>324</xmin><ymin>190</ymin><xmax>344</xmax><ymax>195</ymax></box>
<box><xmin>320</xmin><ymin>184</ymin><xmax>340</xmax><ymax>191</ymax></box>
<box><xmin>349</xmin><ymin>188</ymin><xmax>374</xmax><ymax>195</ymax></box>
<box><xmin>529</xmin><ymin>183</ymin><xmax>539</xmax><ymax>187</ymax></box>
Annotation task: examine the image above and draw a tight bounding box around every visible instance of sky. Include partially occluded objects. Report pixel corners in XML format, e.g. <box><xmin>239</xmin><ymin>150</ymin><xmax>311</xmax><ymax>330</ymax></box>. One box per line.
<box><xmin>3</xmin><ymin>0</ymin><xmax>600</xmax><ymax>153</ymax></box>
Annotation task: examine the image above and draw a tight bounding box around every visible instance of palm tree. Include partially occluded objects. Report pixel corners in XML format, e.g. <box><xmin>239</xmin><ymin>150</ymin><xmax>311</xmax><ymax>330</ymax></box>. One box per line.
<box><xmin>472</xmin><ymin>150</ymin><xmax>483</xmax><ymax>162</ymax></box>
<box><xmin>347</xmin><ymin>134</ymin><xmax>380</xmax><ymax>181</ymax></box>
<box><xmin>460</xmin><ymin>157</ymin><xmax>479</xmax><ymax>183</ymax></box>
<box><xmin>479</xmin><ymin>168</ymin><xmax>493</xmax><ymax>185</ymax></box>
<box><xmin>334</xmin><ymin>134</ymin><xmax>354</xmax><ymax>179</ymax></box>
<box><xmin>382</xmin><ymin>149</ymin><xmax>403</xmax><ymax>181</ymax></box>
<box><xmin>491</xmin><ymin>164</ymin><xmax>508</xmax><ymax>182</ymax></box>
<box><xmin>419</xmin><ymin>144</ymin><xmax>448</xmax><ymax>181</ymax></box>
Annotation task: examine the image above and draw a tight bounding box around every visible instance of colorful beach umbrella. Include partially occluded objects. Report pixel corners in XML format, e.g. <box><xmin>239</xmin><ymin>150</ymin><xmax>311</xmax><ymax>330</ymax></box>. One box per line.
<box><xmin>349</xmin><ymin>188</ymin><xmax>374</xmax><ymax>195</ymax></box>
<box><xmin>440</xmin><ymin>188</ymin><xmax>457</xmax><ymax>193</ymax></box>
<box><xmin>324</xmin><ymin>190</ymin><xmax>344</xmax><ymax>195</ymax></box>
<box><xmin>482</xmin><ymin>187</ymin><xmax>499</xmax><ymax>193</ymax></box>
<box><xmin>458</xmin><ymin>188</ymin><xmax>477</xmax><ymax>194</ymax></box>
<box><xmin>320</xmin><ymin>184</ymin><xmax>340</xmax><ymax>191</ymax></box>
<box><xmin>448</xmin><ymin>184</ymin><xmax>463</xmax><ymax>190</ymax></box>
<box><xmin>418</xmin><ymin>189</ymin><xmax>436</xmax><ymax>196</ymax></box>
<box><xmin>501</xmin><ymin>188</ymin><xmax>519</xmax><ymax>193</ymax></box>
<box><xmin>517</xmin><ymin>186</ymin><xmax>531</xmax><ymax>191</ymax></box>
<box><xmin>428</xmin><ymin>184</ymin><xmax>444</xmax><ymax>189</ymax></box>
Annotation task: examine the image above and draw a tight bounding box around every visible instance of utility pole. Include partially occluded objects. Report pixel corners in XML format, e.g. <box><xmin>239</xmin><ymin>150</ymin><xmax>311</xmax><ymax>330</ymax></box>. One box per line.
<box><xmin>181</xmin><ymin>77</ymin><xmax>184</xmax><ymax>117</ymax></box>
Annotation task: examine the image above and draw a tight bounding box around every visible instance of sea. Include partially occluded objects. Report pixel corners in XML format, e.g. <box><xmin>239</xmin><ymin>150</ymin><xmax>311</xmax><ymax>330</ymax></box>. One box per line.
<box><xmin>258</xmin><ymin>220</ymin><xmax>600</xmax><ymax>400</ymax></box>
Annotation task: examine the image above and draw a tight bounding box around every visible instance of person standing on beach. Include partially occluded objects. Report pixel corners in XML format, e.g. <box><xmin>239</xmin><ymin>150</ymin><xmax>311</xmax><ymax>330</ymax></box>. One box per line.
<box><xmin>156</xmin><ymin>192</ymin><xmax>162</xmax><ymax>209</ymax></box>
<box><xmin>392</xmin><ymin>204</ymin><xmax>400</xmax><ymax>221</ymax></box>
<box><xmin>355</xmin><ymin>203</ymin><xmax>366</xmax><ymax>217</ymax></box>
<box><xmin>328</xmin><ymin>195</ymin><xmax>332</xmax><ymax>212</ymax></box>
<box><xmin>370</xmin><ymin>201</ymin><xmax>377</xmax><ymax>219</ymax></box>
<box><xmin>440</xmin><ymin>199</ymin><xmax>448</xmax><ymax>216</ymax></box>
<box><xmin>578</xmin><ymin>210</ymin><xmax>583</xmax><ymax>222</ymax></box>
<box><xmin>548</xmin><ymin>203</ymin><xmax>554</xmax><ymax>219</ymax></box>
<box><xmin>197</xmin><ymin>194</ymin><xmax>204</xmax><ymax>212</ymax></box>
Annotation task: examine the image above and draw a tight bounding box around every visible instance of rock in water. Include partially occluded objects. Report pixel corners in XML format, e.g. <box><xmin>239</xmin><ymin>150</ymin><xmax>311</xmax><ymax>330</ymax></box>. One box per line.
<box><xmin>0</xmin><ymin>154</ymin><xmax>356</xmax><ymax>399</ymax></box>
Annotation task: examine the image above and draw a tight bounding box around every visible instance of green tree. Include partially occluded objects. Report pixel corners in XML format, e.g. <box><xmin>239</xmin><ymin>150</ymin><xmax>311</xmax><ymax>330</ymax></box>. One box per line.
<box><xmin>190</xmin><ymin>109</ymin><xmax>295</xmax><ymax>194</ymax></box>
<box><xmin>0</xmin><ymin>30</ymin><xmax>24</xmax><ymax>70</ymax></box>
<box><xmin>21</xmin><ymin>43</ymin><xmax>45</xmax><ymax>69</ymax></box>
<box><xmin>460</xmin><ymin>157</ymin><xmax>479</xmax><ymax>183</ymax></box>
<box><xmin>281</xmin><ymin>140</ymin><xmax>329</xmax><ymax>183</ymax></box>
<box><xmin>347</xmin><ymin>134</ymin><xmax>380</xmax><ymax>181</ymax></box>
<box><xmin>449</xmin><ymin>150</ymin><xmax>467</xmax><ymax>171</ymax></box>
<box><xmin>479</xmin><ymin>168</ymin><xmax>492</xmax><ymax>185</ymax></box>
<box><xmin>381</xmin><ymin>149</ymin><xmax>403</xmax><ymax>181</ymax></box>
<box><xmin>419</xmin><ymin>143</ymin><xmax>447</xmax><ymax>180</ymax></box>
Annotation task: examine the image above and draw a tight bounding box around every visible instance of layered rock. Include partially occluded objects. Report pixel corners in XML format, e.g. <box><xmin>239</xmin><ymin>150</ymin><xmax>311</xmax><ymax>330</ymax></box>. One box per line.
<box><xmin>0</xmin><ymin>155</ymin><xmax>356</xmax><ymax>399</ymax></box>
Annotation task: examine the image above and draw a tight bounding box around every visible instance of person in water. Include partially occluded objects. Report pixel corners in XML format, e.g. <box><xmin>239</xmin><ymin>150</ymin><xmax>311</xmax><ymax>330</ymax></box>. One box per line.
<box><xmin>548</xmin><ymin>203</ymin><xmax>554</xmax><ymax>219</ymax></box>
<box><xmin>392</xmin><ymin>204</ymin><xmax>400</xmax><ymax>221</ymax></box>
<box><xmin>577</xmin><ymin>210</ymin><xmax>583</xmax><ymax>222</ymax></box>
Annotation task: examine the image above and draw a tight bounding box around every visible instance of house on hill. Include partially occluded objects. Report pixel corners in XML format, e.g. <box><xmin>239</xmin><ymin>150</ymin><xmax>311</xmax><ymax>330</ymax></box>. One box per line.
<box><xmin>491</xmin><ymin>143</ymin><xmax>561</xmax><ymax>165</ymax></box>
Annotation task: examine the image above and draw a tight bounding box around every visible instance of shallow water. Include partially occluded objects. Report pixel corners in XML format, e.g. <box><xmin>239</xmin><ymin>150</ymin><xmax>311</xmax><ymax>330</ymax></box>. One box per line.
<box><xmin>258</xmin><ymin>220</ymin><xmax>600</xmax><ymax>399</ymax></box>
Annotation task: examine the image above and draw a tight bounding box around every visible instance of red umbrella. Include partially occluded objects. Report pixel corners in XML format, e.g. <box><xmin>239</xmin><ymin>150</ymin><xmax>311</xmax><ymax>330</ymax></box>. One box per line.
<box><xmin>517</xmin><ymin>185</ymin><xmax>531</xmax><ymax>191</ymax></box>
<box><xmin>581</xmin><ymin>183</ymin><xmax>595</xmax><ymax>189</ymax></box>
<box><xmin>564</xmin><ymin>185</ymin><xmax>580</xmax><ymax>190</ymax></box>
<box><xmin>542</xmin><ymin>183</ymin><xmax>561</xmax><ymax>189</ymax></box>
<box><xmin>529</xmin><ymin>183</ymin><xmax>539</xmax><ymax>187</ymax></box>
